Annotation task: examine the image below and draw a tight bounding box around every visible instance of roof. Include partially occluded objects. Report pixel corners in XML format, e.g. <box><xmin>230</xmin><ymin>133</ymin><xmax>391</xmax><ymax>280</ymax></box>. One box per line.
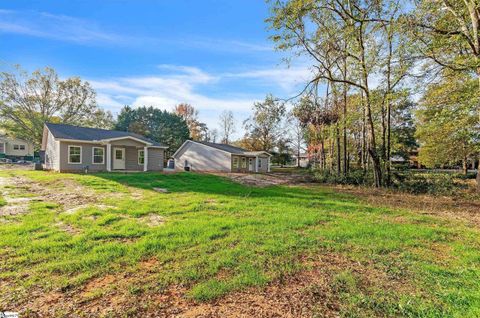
<box><xmin>195</xmin><ymin>141</ymin><xmax>248</xmax><ymax>154</ymax></box>
<box><xmin>173</xmin><ymin>140</ymin><xmax>271</xmax><ymax>158</ymax></box>
<box><xmin>45</xmin><ymin>123</ymin><xmax>166</xmax><ymax>147</ymax></box>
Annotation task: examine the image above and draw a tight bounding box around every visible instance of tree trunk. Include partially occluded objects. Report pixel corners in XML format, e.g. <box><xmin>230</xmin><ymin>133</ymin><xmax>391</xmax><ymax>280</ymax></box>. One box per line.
<box><xmin>343</xmin><ymin>54</ymin><xmax>348</xmax><ymax>176</ymax></box>
<box><xmin>336</xmin><ymin>124</ymin><xmax>341</xmax><ymax>175</ymax></box>
<box><xmin>463</xmin><ymin>157</ymin><xmax>468</xmax><ymax>175</ymax></box>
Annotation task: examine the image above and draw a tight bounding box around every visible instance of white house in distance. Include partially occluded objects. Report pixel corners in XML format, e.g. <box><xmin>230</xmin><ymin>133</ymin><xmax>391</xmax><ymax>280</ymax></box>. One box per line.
<box><xmin>41</xmin><ymin>123</ymin><xmax>167</xmax><ymax>172</ymax></box>
<box><xmin>173</xmin><ymin>140</ymin><xmax>271</xmax><ymax>173</ymax></box>
<box><xmin>0</xmin><ymin>134</ymin><xmax>35</xmax><ymax>160</ymax></box>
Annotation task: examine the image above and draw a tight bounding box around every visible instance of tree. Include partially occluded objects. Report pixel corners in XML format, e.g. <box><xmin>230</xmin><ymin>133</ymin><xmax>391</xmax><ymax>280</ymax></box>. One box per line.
<box><xmin>267</xmin><ymin>0</ymin><xmax>412</xmax><ymax>186</ymax></box>
<box><xmin>218</xmin><ymin>110</ymin><xmax>236</xmax><ymax>144</ymax></box>
<box><xmin>416</xmin><ymin>71</ymin><xmax>479</xmax><ymax>174</ymax></box>
<box><xmin>115</xmin><ymin>106</ymin><xmax>189</xmax><ymax>157</ymax></box>
<box><xmin>409</xmin><ymin>0</ymin><xmax>480</xmax><ymax>187</ymax></box>
<box><xmin>0</xmin><ymin>66</ymin><xmax>113</xmax><ymax>148</ymax></box>
<box><xmin>174</xmin><ymin>103</ymin><xmax>207</xmax><ymax>141</ymax></box>
<box><xmin>287</xmin><ymin>112</ymin><xmax>306</xmax><ymax>167</ymax></box>
<box><xmin>243</xmin><ymin>95</ymin><xmax>286</xmax><ymax>152</ymax></box>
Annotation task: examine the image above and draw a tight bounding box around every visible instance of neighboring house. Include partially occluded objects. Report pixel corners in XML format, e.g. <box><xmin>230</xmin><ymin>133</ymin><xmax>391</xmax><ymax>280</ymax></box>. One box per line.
<box><xmin>292</xmin><ymin>153</ymin><xmax>310</xmax><ymax>168</ymax></box>
<box><xmin>173</xmin><ymin>140</ymin><xmax>271</xmax><ymax>173</ymax></box>
<box><xmin>0</xmin><ymin>135</ymin><xmax>35</xmax><ymax>160</ymax></box>
<box><xmin>41</xmin><ymin>123</ymin><xmax>167</xmax><ymax>172</ymax></box>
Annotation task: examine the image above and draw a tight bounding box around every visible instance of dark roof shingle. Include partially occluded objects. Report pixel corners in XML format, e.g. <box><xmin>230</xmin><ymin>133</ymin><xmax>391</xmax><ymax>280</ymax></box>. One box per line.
<box><xmin>45</xmin><ymin>123</ymin><xmax>165</xmax><ymax>147</ymax></box>
<box><xmin>196</xmin><ymin>141</ymin><xmax>247</xmax><ymax>154</ymax></box>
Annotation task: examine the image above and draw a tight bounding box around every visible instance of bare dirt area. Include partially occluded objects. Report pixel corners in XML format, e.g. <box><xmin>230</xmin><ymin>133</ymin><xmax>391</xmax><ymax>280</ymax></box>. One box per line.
<box><xmin>332</xmin><ymin>184</ymin><xmax>480</xmax><ymax>228</ymax></box>
<box><xmin>20</xmin><ymin>253</ymin><xmax>408</xmax><ymax>318</ymax></box>
<box><xmin>0</xmin><ymin>163</ymin><xmax>34</xmax><ymax>171</ymax></box>
<box><xmin>215</xmin><ymin>172</ymin><xmax>313</xmax><ymax>187</ymax></box>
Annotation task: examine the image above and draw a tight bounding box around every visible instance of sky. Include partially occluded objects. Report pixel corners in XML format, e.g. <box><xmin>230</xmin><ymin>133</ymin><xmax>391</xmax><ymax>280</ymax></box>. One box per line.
<box><xmin>0</xmin><ymin>0</ymin><xmax>313</xmax><ymax>138</ymax></box>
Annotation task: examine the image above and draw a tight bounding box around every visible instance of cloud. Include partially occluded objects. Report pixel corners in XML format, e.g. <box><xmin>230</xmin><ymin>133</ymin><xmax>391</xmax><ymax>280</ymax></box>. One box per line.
<box><xmin>0</xmin><ymin>10</ymin><xmax>123</xmax><ymax>45</ymax></box>
<box><xmin>0</xmin><ymin>9</ymin><xmax>274</xmax><ymax>53</ymax></box>
<box><xmin>88</xmin><ymin>63</ymin><xmax>312</xmax><ymax>137</ymax></box>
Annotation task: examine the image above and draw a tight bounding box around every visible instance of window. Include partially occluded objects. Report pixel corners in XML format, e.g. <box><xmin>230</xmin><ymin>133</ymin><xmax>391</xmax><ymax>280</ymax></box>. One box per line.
<box><xmin>115</xmin><ymin>149</ymin><xmax>123</xmax><ymax>160</ymax></box>
<box><xmin>232</xmin><ymin>157</ymin><xmax>239</xmax><ymax>169</ymax></box>
<box><xmin>13</xmin><ymin>144</ymin><xmax>24</xmax><ymax>150</ymax></box>
<box><xmin>92</xmin><ymin>147</ymin><xmax>104</xmax><ymax>164</ymax></box>
<box><xmin>68</xmin><ymin>146</ymin><xmax>82</xmax><ymax>164</ymax></box>
<box><xmin>138</xmin><ymin>150</ymin><xmax>145</xmax><ymax>165</ymax></box>
<box><xmin>19</xmin><ymin>145</ymin><xmax>25</xmax><ymax>150</ymax></box>
<box><xmin>258</xmin><ymin>158</ymin><xmax>262</xmax><ymax>168</ymax></box>
<box><xmin>241</xmin><ymin>157</ymin><xmax>246</xmax><ymax>169</ymax></box>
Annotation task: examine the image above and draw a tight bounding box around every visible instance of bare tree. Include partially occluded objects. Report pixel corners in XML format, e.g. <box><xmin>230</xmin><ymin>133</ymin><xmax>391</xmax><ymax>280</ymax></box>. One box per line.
<box><xmin>0</xmin><ymin>66</ymin><xmax>112</xmax><ymax>148</ymax></box>
<box><xmin>218</xmin><ymin>110</ymin><xmax>236</xmax><ymax>144</ymax></box>
<box><xmin>287</xmin><ymin>112</ymin><xmax>306</xmax><ymax>167</ymax></box>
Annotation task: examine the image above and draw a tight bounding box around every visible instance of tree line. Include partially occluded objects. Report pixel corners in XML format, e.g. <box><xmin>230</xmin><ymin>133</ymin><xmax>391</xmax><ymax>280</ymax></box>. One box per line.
<box><xmin>266</xmin><ymin>0</ymin><xmax>480</xmax><ymax>189</ymax></box>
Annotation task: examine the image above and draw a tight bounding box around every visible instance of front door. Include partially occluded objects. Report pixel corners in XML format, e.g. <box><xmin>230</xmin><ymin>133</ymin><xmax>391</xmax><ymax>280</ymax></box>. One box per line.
<box><xmin>248</xmin><ymin>158</ymin><xmax>254</xmax><ymax>172</ymax></box>
<box><xmin>113</xmin><ymin>147</ymin><xmax>126</xmax><ymax>170</ymax></box>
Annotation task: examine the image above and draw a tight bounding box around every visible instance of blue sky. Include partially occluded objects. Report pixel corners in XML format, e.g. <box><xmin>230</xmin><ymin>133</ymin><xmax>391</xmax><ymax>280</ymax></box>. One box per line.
<box><xmin>0</xmin><ymin>1</ymin><xmax>311</xmax><ymax>136</ymax></box>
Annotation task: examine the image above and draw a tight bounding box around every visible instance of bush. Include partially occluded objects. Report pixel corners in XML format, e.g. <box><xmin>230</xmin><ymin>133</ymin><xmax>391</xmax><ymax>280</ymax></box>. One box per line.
<box><xmin>313</xmin><ymin>168</ymin><xmax>373</xmax><ymax>186</ymax></box>
<box><xmin>391</xmin><ymin>171</ymin><xmax>464</xmax><ymax>195</ymax></box>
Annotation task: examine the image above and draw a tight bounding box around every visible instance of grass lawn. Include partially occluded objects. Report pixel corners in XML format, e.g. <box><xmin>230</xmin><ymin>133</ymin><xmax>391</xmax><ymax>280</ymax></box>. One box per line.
<box><xmin>1</xmin><ymin>170</ymin><xmax>480</xmax><ymax>317</ymax></box>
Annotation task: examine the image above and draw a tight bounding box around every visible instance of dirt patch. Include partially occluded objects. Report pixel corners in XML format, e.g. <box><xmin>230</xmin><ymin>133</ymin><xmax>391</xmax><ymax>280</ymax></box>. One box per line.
<box><xmin>63</xmin><ymin>204</ymin><xmax>116</xmax><ymax>215</ymax></box>
<box><xmin>55</xmin><ymin>221</ymin><xmax>81</xmax><ymax>235</ymax></box>
<box><xmin>153</xmin><ymin>187</ymin><xmax>169</xmax><ymax>193</ymax></box>
<box><xmin>214</xmin><ymin>172</ymin><xmax>314</xmax><ymax>188</ymax></box>
<box><xmin>333</xmin><ymin>184</ymin><xmax>480</xmax><ymax>228</ymax></box>
<box><xmin>138</xmin><ymin>214</ymin><xmax>165</xmax><ymax>227</ymax></box>
<box><xmin>15</xmin><ymin>253</ymin><xmax>416</xmax><ymax>318</ymax></box>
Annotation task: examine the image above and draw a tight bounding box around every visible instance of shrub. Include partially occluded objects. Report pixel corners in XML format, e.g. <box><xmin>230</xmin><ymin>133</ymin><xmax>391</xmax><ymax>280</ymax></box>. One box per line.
<box><xmin>313</xmin><ymin>168</ymin><xmax>373</xmax><ymax>186</ymax></box>
<box><xmin>391</xmin><ymin>171</ymin><xmax>463</xmax><ymax>195</ymax></box>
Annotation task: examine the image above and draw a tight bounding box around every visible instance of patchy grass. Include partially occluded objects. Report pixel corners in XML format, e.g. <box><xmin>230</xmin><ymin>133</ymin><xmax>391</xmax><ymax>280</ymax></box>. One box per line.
<box><xmin>0</xmin><ymin>170</ymin><xmax>480</xmax><ymax>317</ymax></box>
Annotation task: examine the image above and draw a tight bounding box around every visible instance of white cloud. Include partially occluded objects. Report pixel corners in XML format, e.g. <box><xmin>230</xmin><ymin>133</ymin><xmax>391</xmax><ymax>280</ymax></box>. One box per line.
<box><xmin>88</xmin><ymin>64</ymin><xmax>313</xmax><ymax>137</ymax></box>
<box><xmin>0</xmin><ymin>10</ymin><xmax>275</xmax><ymax>53</ymax></box>
<box><xmin>0</xmin><ymin>10</ymin><xmax>123</xmax><ymax>45</ymax></box>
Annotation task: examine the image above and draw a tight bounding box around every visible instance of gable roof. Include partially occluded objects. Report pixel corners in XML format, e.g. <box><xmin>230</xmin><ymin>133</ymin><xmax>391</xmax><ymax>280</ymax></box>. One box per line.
<box><xmin>195</xmin><ymin>141</ymin><xmax>247</xmax><ymax>154</ymax></box>
<box><xmin>173</xmin><ymin>140</ymin><xmax>271</xmax><ymax>158</ymax></box>
<box><xmin>45</xmin><ymin>123</ymin><xmax>166</xmax><ymax>147</ymax></box>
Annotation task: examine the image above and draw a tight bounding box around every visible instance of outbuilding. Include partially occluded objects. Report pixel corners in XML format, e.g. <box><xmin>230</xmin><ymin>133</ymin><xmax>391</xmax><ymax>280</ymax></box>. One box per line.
<box><xmin>173</xmin><ymin>140</ymin><xmax>271</xmax><ymax>173</ymax></box>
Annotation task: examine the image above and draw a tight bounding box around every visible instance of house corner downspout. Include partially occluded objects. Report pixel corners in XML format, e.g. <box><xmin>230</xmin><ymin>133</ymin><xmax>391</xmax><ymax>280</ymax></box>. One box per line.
<box><xmin>144</xmin><ymin>147</ymin><xmax>149</xmax><ymax>172</ymax></box>
<box><xmin>106</xmin><ymin>143</ymin><xmax>112</xmax><ymax>172</ymax></box>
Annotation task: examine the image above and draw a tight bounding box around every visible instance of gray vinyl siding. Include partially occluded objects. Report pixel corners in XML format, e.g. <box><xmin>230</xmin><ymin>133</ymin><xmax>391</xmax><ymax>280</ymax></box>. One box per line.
<box><xmin>148</xmin><ymin>148</ymin><xmax>164</xmax><ymax>171</ymax></box>
<box><xmin>257</xmin><ymin>156</ymin><xmax>269</xmax><ymax>173</ymax></box>
<box><xmin>44</xmin><ymin>130</ymin><xmax>59</xmax><ymax>171</ymax></box>
<box><xmin>123</xmin><ymin>146</ymin><xmax>143</xmax><ymax>171</ymax></box>
<box><xmin>174</xmin><ymin>141</ymin><xmax>232</xmax><ymax>172</ymax></box>
<box><xmin>59</xmin><ymin>142</ymin><xmax>106</xmax><ymax>172</ymax></box>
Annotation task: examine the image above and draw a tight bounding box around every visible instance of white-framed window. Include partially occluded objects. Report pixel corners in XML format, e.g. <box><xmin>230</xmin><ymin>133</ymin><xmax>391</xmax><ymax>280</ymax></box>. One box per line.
<box><xmin>138</xmin><ymin>149</ymin><xmax>145</xmax><ymax>165</ymax></box>
<box><xmin>232</xmin><ymin>157</ymin><xmax>239</xmax><ymax>169</ymax></box>
<box><xmin>13</xmin><ymin>144</ymin><xmax>25</xmax><ymax>150</ymax></box>
<box><xmin>92</xmin><ymin>147</ymin><xmax>105</xmax><ymax>164</ymax></box>
<box><xmin>241</xmin><ymin>157</ymin><xmax>246</xmax><ymax>169</ymax></box>
<box><xmin>68</xmin><ymin>145</ymin><xmax>82</xmax><ymax>164</ymax></box>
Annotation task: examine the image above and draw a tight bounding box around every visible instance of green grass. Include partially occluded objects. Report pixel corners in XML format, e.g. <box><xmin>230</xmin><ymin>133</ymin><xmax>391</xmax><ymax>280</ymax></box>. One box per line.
<box><xmin>1</xmin><ymin>170</ymin><xmax>480</xmax><ymax>317</ymax></box>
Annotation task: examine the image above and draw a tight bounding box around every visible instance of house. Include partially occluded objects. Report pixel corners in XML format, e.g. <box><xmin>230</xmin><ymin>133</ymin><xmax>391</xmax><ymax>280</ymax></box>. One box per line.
<box><xmin>291</xmin><ymin>153</ymin><xmax>310</xmax><ymax>168</ymax></box>
<box><xmin>0</xmin><ymin>135</ymin><xmax>35</xmax><ymax>161</ymax></box>
<box><xmin>41</xmin><ymin>123</ymin><xmax>167</xmax><ymax>172</ymax></box>
<box><xmin>173</xmin><ymin>140</ymin><xmax>271</xmax><ymax>173</ymax></box>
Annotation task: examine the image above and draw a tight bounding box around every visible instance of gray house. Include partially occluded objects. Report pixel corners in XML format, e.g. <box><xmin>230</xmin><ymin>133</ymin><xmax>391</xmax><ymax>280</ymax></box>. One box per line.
<box><xmin>41</xmin><ymin>123</ymin><xmax>167</xmax><ymax>172</ymax></box>
<box><xmin>173</xmin><ymin>140</ymin><xmax>271</xmax><ymax>173</ymax></box>
<box><xmin>0</xmin><ymin>135</ymin><xmax>35</xmax><ymax>160</ymax></box>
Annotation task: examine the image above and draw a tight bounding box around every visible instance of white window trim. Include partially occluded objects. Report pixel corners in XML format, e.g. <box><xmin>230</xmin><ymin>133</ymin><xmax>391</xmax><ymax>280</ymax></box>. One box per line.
<box><xmin>13</xmin><ymin>144</ymin><xmax>19</xmax><ymax>150</ymax></box>
<box><xmin>68</xmin><ymin>145</ymin><xmax>82</xmax><ymax>164</ymax></box>
<box><xmin>138</xmin><ymin>149</ymin><xmax>145</xmax><ymax>165</ymax></box>
<box><xmin>92</xmin><ymin>147</ymin><xmax>105</xmax><ymax>165</ymax></box>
